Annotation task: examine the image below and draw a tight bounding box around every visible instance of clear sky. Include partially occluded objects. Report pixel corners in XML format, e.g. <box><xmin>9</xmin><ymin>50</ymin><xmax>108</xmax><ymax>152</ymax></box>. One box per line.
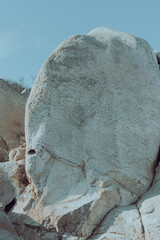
<box><xmin>0</xmin><ymin>0</ymin><xmax>160</xmax><ymax>88</ymax></box>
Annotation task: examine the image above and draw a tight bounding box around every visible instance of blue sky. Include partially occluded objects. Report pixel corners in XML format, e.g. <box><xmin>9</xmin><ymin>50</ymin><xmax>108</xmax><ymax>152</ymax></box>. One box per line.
<box><xmin>0</xmin><ymin>0</ymin><xmax>160</xmax><ymax>87</ymax></box>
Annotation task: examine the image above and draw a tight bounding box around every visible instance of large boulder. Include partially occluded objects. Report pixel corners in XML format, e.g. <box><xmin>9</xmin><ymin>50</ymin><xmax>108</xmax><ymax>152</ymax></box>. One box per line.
<box><xmin>12</xmin><ymin>27</ymin><xmax>160</xmax><ymax>238</ymax></box>
<box><xmin>0</xmin><ymin>79</ymin><xmax>30</xmax><ymax>162</ymax></box>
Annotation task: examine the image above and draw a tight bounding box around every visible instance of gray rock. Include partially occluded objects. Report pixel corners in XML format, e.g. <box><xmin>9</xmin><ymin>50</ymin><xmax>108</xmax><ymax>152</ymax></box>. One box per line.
<box><xmin>0</xmin><ymin>167</ymin><xmax>15</xmax><ymax>210</ymax></box>
<box><xmin>0</xmin><ymin>210</ymin><xmax>20</xmax><ymax>240</ymax></box>
<box><xmin>89</xmin><ymin>205</ymin><xmax>143</xmax><ymax>240</ymax></box>
<box><xmin>137</xmin><ymin>161</ymin><xmax>160</xmax><ymax>239</ymax></box>
<box><xmin>13</xmin><ymin>27</ymin><xmax>160</xmax><ymax>238</ymax></box>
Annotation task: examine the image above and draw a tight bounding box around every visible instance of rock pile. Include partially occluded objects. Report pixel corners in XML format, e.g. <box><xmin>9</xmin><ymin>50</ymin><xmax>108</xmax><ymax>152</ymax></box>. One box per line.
<box><xmin>0</xmin><ymin>27</ymin><xmax>160</xmax><ymax>240</ymax></box>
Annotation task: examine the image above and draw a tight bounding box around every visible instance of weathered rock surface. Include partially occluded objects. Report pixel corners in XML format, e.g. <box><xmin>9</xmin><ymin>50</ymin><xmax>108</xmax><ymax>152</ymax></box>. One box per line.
<box><xmin>137</xmin><ymin>160</ymin><xmax>160</xmax><ymax>240</ymax></box>
<box><xmin>9</xmin><ymin>143</ymin><xmax>26</xmax><ymax>162</ymax></box>
<box><xmin>8</xmin><ymin>27</ymin><xmax>160</xmax><ymax>239</ymax></box>
<box><xmin>0</xmin><ymin>79</ymin><xmax>30</xmax><ymax>162</ymax></box>
<box><xmin>0</xmin><ymin>159</ymin><xmax>28</xmax><ymax>210</ymax></box>
<box><xmin>0</xmin><ymin>210</ymin><xmax>20</xmax><ymax>240</ymax></box>
<box><xmin>1</xmin><ymin>27</ymin><xmax>160</xmax><ymax>239</ymax></box>
<box><xmin>0</xmin><ymin>166</ymin><xmax>15</xmax><ymax>211</ymax></box>
<box><xmin>88</xmin><ymin>205</ymin><xmax>144</xmax><ymax>240</ymax></box>
<box><xmin>90</xmin><ymin>155</ymin><xmax>160</xmax><ymax>240</ymax></box>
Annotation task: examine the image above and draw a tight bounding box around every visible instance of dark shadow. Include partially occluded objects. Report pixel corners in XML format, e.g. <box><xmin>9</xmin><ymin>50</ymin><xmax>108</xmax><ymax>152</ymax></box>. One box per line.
<box><xmin>8</xmin><ymin>211</ymin><xmax>59</xmax><ymax>240</ymax></box>
<box><xmin>28</xmin><ymin>149</ymin><xmax>36</xmax><ymax>155</ymax></box>
<box><xmin>4</xmin><ymin>198</ymin><xmax>16</xmax><ymax>213</ymax></box>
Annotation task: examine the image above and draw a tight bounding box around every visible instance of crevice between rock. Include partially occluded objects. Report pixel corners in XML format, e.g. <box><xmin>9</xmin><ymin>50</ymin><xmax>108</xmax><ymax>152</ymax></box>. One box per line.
<box><xmin>85</xmin><ymin>207</ymin><xmax>117</xmax><ymax>240</ymax></box>
<box><xmin>85</xmin><ymin>146</ymin><xmax>160</xmax><ymax>240</ymax></box>
<box><xmin>133</xmin><ymin>146</ymin><xmax>160</xmax><ymax>206</ymax></box>
<box><xmin>135</xmin><ymin>204</ymin><xmax>145</xmax><ymax>240</ymax></box>
<box><xmin>149</xmin><ymin>146</ymin><xmax>160</xmax><ymax>189</ymax></box>
<box><xmin>132</xmin><ymin>146</ymin><xmax>160</xmax><ymax>240</ymax></box>
<box><xmin>4</xmin><ymin>198</ymin><xmax>16</xmax><ymax>214</ymax></box>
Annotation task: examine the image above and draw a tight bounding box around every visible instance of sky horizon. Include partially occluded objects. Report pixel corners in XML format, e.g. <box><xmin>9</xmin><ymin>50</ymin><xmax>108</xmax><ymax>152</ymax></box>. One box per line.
<box><xmin>0</xmin><ymin>0</ymin><xmax>160</xmax><ymax>88</ymax></box>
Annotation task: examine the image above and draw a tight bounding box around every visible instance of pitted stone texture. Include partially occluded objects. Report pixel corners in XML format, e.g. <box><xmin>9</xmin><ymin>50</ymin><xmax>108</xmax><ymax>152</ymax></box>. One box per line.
<box><xmin>23</xmin><ymin>27</ymin><xmax>160</xmax><ymax>237</ymax></box>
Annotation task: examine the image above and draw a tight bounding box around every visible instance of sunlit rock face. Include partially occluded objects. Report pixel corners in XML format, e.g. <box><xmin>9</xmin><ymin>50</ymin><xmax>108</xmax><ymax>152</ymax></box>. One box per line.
<box><xmin>22</xmin><ymin>27</ymin><xmax>160</xmax><ymax>238</ymax></box>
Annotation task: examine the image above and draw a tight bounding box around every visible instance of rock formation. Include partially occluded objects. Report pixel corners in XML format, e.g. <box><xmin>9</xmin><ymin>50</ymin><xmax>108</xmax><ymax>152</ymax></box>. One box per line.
<box><xmin>9</xmin><ymin>143</ymin><xmax>26</xmax><ymax>162</ymax></box>
<box><xmin>0</xmin><ymin>80</ymin><xmax>29</xmax><ymax>239</ymax></box>
<box><xmin>0</xmin><ymin>210</ymin><xmax>20</xmax><ymax>240</ymax></box>
<box><xmin>0</xmin><ymin>27</ymin><xmax>160</xmax><ymax>239</ymax></box>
